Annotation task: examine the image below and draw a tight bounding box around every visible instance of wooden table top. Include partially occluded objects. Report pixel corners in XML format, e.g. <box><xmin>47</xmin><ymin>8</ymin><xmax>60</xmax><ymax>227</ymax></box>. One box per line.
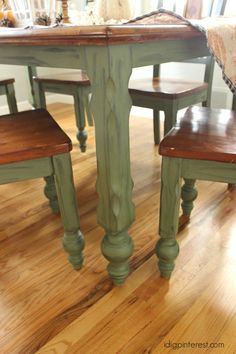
<box><xmin>0</xmin><ymin>24</ymin><xmax>203</xmax><ymax>46</ymax></box>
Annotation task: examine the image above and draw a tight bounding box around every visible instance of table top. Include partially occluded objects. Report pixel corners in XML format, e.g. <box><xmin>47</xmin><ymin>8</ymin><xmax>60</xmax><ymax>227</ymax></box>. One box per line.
<box><xmin>0</xmin><ymin>24</ymin><xmax>203</xmax><ymax>46</ymax></box>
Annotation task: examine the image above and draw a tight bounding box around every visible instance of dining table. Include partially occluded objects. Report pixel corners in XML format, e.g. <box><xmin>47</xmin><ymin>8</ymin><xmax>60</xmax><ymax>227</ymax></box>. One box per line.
<box><xmin>0</xmin><ymin>21</ymin><xmax>210</xmax><ymax>285</ymax></box>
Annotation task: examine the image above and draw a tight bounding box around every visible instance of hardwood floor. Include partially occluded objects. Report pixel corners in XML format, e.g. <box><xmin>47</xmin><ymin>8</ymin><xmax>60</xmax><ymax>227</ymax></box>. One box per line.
<box><xmin>0</xmin><ymin>103</ymin><xmax>236</xmax><ymax>353</ymax></box>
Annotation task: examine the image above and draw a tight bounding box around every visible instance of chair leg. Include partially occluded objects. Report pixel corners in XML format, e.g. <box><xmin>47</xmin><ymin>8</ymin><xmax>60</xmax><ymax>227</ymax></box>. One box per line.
<box><xmin>163</xmin><ymin>104</ymin><xmax>178</xmax><ymax>137</ymax></box>
<box><xmin>74</xmin><ymin>89</ymin><xmax>88</xmax><ymax>153</ymax></box>
<box><xmin>44</xmin><ymin>175</ymin><xmax>60</xmax><ymax>213</ymax></box>
<box><xmin>52</xmin><ymin>153</ymin><xmax>84</xmax><ymax>269</ymax></box>
<box><xmin>202</xmin><ymin>90</ymin><xmax>211</xmax><ymax>108</ymax></box>
<box><xmin>179</xmin><ymin>178</ymin><xmax>198</xmax><ymax>229</ymax></box>
<box><xmin>83</xmin><ymin>87</ymin><xmax>93</xmax><ymax>126</ymax></box>
<box><xmin>156</xmin><ymin>157</ymin><xmax>181</xmax><ymax>278</ymax></box>
<box><xmin>153</xmin><ymin>109</ymin><xmax>161</xmax><ymax>144</ymax></box>
<box><xmin>27</xmin><ymin>66</ymin><xmax>38</xmax><ymax>108</ymax></box>
<box><xmin>6</xmin><ymin>83</ymin><xmax>18</xmax><ymax>113</ymax></box>
<box><xmin>33</xmin><ymin>82</ymin><xmax>47</xmax><ymax>109</ymax></box>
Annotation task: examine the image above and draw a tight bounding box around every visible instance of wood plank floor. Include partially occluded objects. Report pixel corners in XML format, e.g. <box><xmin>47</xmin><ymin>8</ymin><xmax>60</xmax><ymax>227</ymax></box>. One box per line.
<box><xmin>0</xmin><ymin>103</ymin><xmax>236</xmax><ymax>354</ymax></box>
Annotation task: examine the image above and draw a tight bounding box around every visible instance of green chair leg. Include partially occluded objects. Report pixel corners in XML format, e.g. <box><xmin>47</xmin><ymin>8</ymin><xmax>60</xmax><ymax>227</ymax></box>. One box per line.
<box><xmin>6</xmin><ymin>83</ymin><xmax>18</xmax><ymax>113</ymax></box>
<box><xmin>74</xmin><ymin>88</ymin><xmax>88</xmax><ymax>152</ymax></box>
<box><xmin>153</xmin><ymin>109</ymin><xmax>161</xmax><ymax>145</ymax></box>
<box><xmin>156</xmin><ymin>157</ymin><xmax>181</xmax><ymax>278</ymax></box>
<box><xmin>181</xmin><ymin>178</ymin><xmax>198</xmax><ymax>219</ymax></box>
<box><xmin>44</xmin><ymin>175</ymin><xmax>60</xmax><ymax>213</ymax></box>
<box><xmin>37</xmin><ymin>83</ymin><xmax>47</xmax><ymax>109</ymax></box>
<box><xmin>83</xmin><ymin>88</ymin><xmax>93</xmax><ymax>127</ymax></box>
<box><xmin>163</xmin><ymin>104</ymin><xmax>178</xmax><ymax>137</ymax></box>
<box><xmin>27</xmin><ymin>65</ymin><xmax>38</xmax><ymax>108</ymax></box>
<box><xmin>180</xmin><ymin>178</ymin><xmax>198</xmax><ymax>227</ymax></box>
<box><xmin>53</xmin><ymin>153</ymin><xmax>84</xmax><ymax>269</ymax></box>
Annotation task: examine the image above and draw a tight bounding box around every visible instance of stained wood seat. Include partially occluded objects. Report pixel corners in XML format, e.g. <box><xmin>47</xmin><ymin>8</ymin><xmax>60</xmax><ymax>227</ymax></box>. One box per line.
<box><xmin>0</xmin><ymin>77</ymin><xmax>18</xmax><ymax>113</ymax></box>
<box><xmin>129</xmin><ymin>0</ymin><xmax>226</xmax><ymax>144</ymax></box>
<box><xmin>156</xmin><ymin>104</ymin><xmax>236</xmax><ymax>279</ymax></box>
<box><xmin>29</xmin><ymin>67</ymin><xmax>92</xmax><ymax>152</ymax></box>
<box><xmin>0</xmin><ymin>108</ymin><xmax>84</xmax><ymax>269</ymax></box>
<box><xmin>129</xmin><ymin>78</ymin><xmax>208</xmax><ymax>99</ymax></box>
<box><xmin>33</xmin><ymin>71</ymin><xmax>90</xmax><ymax>86</ymax></box>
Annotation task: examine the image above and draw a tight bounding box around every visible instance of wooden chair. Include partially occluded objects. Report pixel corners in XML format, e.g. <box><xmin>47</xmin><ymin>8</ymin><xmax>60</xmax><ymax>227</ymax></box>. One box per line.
<box><xmin>156</xmin><ymin>101</ymin><xmax>236</xmax><ymax>279</ymax></box>
<box><xmin>129</xmin><ymin>0</ymin><xmax>227</xmax><ymax>144</ymax></box>
<box><xmin>28</xmin><ymin>66</ymin><xmax>92</xmax><ymax>152</ymax></box>
<box><xmin>0</xmin><ymin>78</ymin><xmax>18</xmax><ymax>113</ymax></box>
<box><xmin>0</xmin><ymin>108</ymin><xmax>84</xmax><ymax>269</ymax></box>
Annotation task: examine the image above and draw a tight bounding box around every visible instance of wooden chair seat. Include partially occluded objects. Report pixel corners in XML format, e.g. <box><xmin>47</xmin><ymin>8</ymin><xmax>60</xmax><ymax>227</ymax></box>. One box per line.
<box><xmin>0</xmin><ymin>109</ymin><xmax>71</xmax><ymax>164</ymax></box>
<box><xmin>129</xmin><ymin>78</ymin><xmax>208</xmax><ymax>99</ymax></box>
<box><xmin>159</xmin><ymin>106</ymin><xmax>236</xmax><ymax>162</ymax></box>
<box><xmin>0</xmin><ymin>77</ymin><xmax>15</xmax><ymax>85</ymax></box>
<box><xmin>29</xmin><ymin>67</ymin><xmax>92</xmax><ymax>153</ymax></box>
<box><xmin>0</xmin><ymin>77</ymin><xmax>18</xmax><ymax>113</ymax></box>
<box><xmin>156</xmin><ymin>104</ymin><xmax>236</xmax><ymax>279</ymax></box>
<box><xmin>0</xmin><ymin>108</ymin><xmax>84</xmax><ymax>270</ymax></box>
<box><xmin>33</xmin><ymin>71</ymin><xmax>90</xmax><ymax>86</ymax></box>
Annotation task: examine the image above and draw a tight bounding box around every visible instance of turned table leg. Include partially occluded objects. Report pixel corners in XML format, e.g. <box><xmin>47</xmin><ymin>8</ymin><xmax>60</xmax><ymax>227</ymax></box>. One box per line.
<box><xmin>85</xmin><ymin>46</ymin><xmax>135</xmax><ymax>285</ymax></box>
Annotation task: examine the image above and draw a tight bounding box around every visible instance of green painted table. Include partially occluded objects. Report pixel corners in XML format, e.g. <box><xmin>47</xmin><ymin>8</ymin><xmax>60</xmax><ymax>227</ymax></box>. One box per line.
<box><xmin>0</xmin><ymin>24</ymin><xmax>209</xmax><ymax>285</ymax></box>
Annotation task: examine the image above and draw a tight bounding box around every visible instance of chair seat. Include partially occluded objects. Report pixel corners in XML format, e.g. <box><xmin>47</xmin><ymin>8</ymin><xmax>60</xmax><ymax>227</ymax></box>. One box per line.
<box><xmin>159</xmin><ymin>106</ymin><xmax>236</xmax><ymax>163</ymax></box>
<box><xmin>0</xmin><ymin>109</ymin><xmax>72</xmax><ymax>164</ymax></box>
<box><xmin>0</xmin><ymin>78</ymin><xmax>15</xmax><ymax>85</ymax></box>
<box><xmin>129</xmin><ymin>77</ymin><xmax>208</xmax><ymax>99</ymax></box>
<box><xmin>33</xmin><ymin>70</ymin><xmax>90</xmax><ymax>86</ymax></box>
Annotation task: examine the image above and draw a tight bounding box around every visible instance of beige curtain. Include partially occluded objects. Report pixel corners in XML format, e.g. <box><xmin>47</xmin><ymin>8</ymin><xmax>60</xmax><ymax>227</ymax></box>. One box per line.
<box><xmin>0</xmin><ymin>0</ymin><xmax>11</xmax><ymax>10</ymax></box>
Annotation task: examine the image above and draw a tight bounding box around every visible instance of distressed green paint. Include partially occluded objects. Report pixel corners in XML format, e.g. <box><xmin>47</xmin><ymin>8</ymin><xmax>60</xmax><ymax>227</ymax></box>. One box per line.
<box><xmin>130</xmin><ymin>38</ymin><xmax>209</xmax><ymax>68</ymax></box>
<box><xmin>44</xmin><ymin>175</ymin><xmax>60</xmax><ymax>214</ymax></box>
<box><xmin>181</xmin><ymin>159</ymin><xmax>236</xmax><ymax>183</ymax></box>
<box><xmin>27</xmin><ymin>65</ymin><xmax>37</xmax><ymax>108</ymax></box>
<box><xmin>0</xmin><ymin>82</ymin><xmax>18</xmax><ymax>113</ymax></box>
<box><xmin>85</xmin><ymin>44</ymin><xmax>134</xmax><ymax>285</ymax></box>
<box><xmin>0</xmin><ymin>33</ymin><xmax>211</xmax><ymax>285</ymax></box>
<box><xmin>156</xmin><ymin>157</ymin><xmax>181</xmax><ymax>278</ymax></box>
<box><xmin>53</xmin><ymin>153</ymin><xmax>84</xmax><ymax>270</ymax></box>
<box><xmin>74</xmin><ymin>86</ymin><xmax>93</xmax><ymax>152</ymax></box>
<box><xmin>181</xmin><ymin>178</ymin><xmax>198</xmax><ymax>217</ymax></box>
<box><xmin>0</xmin><ymin>46</ymin><xmax>88</xmax><ymax>69</ymax></box>
<box><xmin>0</xmin><ymin>158</ymin><xmax>53</xmax><ymax>184</ymax></box>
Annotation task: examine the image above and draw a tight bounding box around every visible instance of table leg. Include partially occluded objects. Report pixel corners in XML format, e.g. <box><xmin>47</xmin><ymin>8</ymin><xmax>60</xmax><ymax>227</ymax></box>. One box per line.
<box><xmin>85</xmin><ymin>46</ymin><xmax>135</xmax><ymax>285</ymax></box>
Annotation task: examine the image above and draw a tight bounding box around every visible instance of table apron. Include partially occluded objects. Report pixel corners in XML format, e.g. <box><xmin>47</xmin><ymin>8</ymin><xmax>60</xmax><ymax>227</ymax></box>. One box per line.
<box><xmin>0</xmin><ymin>37</ymin><xmax>209</xmax><ymax>69</ymax></box>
